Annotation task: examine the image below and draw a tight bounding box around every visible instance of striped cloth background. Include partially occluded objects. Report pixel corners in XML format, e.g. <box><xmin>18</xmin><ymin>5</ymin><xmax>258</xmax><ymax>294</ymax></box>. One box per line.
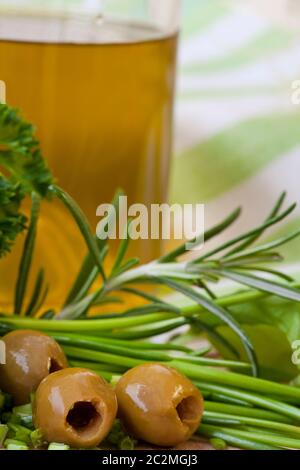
<box><xmin>170</xmin><ymin>0</ymin><xmax>300</xmax><ymax>263</ymax></box>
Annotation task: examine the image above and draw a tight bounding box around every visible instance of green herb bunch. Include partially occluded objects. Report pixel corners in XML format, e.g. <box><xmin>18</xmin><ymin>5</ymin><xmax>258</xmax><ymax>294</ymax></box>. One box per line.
<box><xmin>2</xmin><ymin>103</ymin><xmax>300</xmax><ymax>450</ymax></box>
<box><xmin>1</xmin><ymin>103</ymin><xmax>300</xmax><ymax>374</ymax></box>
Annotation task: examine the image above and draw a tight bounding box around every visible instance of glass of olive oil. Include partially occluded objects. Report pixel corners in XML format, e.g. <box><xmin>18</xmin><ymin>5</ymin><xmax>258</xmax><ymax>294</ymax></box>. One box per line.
<box><xmin>0</xmin><ymin>0</ymin><xmax>180</xmax><ymax>309</ymax></box>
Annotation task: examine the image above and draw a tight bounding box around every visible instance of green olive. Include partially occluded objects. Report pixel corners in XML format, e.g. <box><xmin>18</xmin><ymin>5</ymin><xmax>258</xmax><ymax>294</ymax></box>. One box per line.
<box><xmin>116</xmin><ymin>363</ymin><xmax>204</xmax><ymax>447</ymax></box>
<box><xmin>0</xmin><ymin>330</ymin><xmax>68</xmax><ymax>405</ymax></box>
<box><xmin>33</xmin><ymin>368</ymin><xmax>118</xmax><ymax>448</ymax></box>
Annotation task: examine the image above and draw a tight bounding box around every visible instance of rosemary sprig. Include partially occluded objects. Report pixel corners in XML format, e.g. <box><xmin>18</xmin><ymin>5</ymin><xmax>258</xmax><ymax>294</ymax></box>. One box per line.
<box><xmin>14</xmin><ymin>193</ymin><xmax>40</xmax><ymax>315</ymax></box>
<box><xmin>225</xmin><ymin>191</ymin><xmax>286</xmax><ymax>256</ymax></box>
<box><xmin>192</xmin><ymin>200</ymin><xmax>296</xmax><ymax>263</ymax></box>
<box><xmin>159</xmin><ymin>206</ymin><xmax>241</xmax><ymax>262</ymax></box>
<box><xmin>152</xmin><ymin>276</ymin><xmax>258</xmax><ymax>375</ymax></box>
<box><xmin>49</xmin><ymin>185</ymin><xmax>106</xmax><ymax>281</ymax></box>
<box><xmin>63</xmin><ymin>190</ymin><xmax>122</xmax><ymax>306</ymax></box>
<box><xmin>24</xmin><ymin>268</ymin><xmax>48</xmax><ymax>317</ymax></box>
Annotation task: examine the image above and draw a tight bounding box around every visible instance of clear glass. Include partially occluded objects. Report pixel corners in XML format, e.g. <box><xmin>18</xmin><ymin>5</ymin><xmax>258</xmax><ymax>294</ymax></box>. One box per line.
<box><xmin>0</xmin><ymin>0</ymin><xmax>180</xmax><ymax>310</ymax></box>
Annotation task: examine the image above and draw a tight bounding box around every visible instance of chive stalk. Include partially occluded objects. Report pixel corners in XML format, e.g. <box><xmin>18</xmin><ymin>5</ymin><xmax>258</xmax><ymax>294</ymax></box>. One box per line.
<box><xmin>69</xmin><ymin>360</ymin><xmax>126</xmax><ymax>373</ymax></box>
<box><xmin>0</xmin><ymin>313</ymin><xmax>175</xmax><ymax>332</ymax></box>
<box><xmin>200</xmin><ymin>424</ymin><xmax>300</xmax><ymax>449</ymax></box>
<box><xmin>203</xmin><ymin>411</ymin><xmax>300</xmax><ymax>436</ymax></box>
<box><xmin>48</xmin><ymin>442</ymin><xmax>70</xmax><ymax>450</ymax></box>
<box><xmin>198</xmin><ymin>425</ymin><xmax>280</xmax><ymax>450</ymax></box>
<box><xmin>171</xmin><ymin>361</ymin><xmax>300</xmax><ymax>402</ymax></box>
<box><xmin>49</xmin><ymin>332</ymin><xmax>192</xmax><ymax>353</ymax></box>
<box><xmin>195</xmin><ymin>381</ymin><xmax>300</xmax><ymax>420</ymax></box>
<box><xmin>208</xmin><ymin>393</ymin><xmax>252</xmax><ymax>407</ymax></box>
<box><xmin>209</xmin><ymin>438</ymin><xmax>227</xmax><ymax>450</ymax></box>
<box><xmin>52</xmin><ymin>332</ymin><xmax>250</xmax><ymax>370</ymax></box>
<box><xmin>6</xmin><ymin>443</ymin><xmax>29</xmax><ymax>450</ymax></box>
<box><xmin>7</xmin><ymin>423</ymin><xmax>32</xmax><ymax>444</ymax></box>
<box><xmin>62</xmin><ymin>345</ymin><xmax>144</xmax><ymax>369</ymax></box>
<box><xmin>0</xmin><ymin>424</ymin><xmax>8</xmax><ymax>446</ymax></box>
<box><xmin>204</xmin><ymin>402</ymin><xmax>292</xmax><ymax>423</ymax></box>
<box><xmin>4</xmin><ymin>438</ymin><xmax>29</xmax><ymax>450</ymax></box>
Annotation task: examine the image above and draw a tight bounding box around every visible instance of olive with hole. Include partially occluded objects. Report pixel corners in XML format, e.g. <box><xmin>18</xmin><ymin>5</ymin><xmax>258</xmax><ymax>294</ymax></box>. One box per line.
<box><xmin>0</xmin><ymin>330</ymin><xmax>68</xmax><ymax>405</ymax></box>
<box><xmin>33</xmin><ymin>368</ymin><xmax>118</xmax><ymax>448</ymax></box>
<box><xmin>116</xmin><ymin>363</ymin><xmax>204</xmax><ymax>446</ymax></box>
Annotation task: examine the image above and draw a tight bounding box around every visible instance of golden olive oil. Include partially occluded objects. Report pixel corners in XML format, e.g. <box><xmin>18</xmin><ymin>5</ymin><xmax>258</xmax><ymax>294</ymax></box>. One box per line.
<box><xmin>0</xmin><ymin>14</ymin><xmax>177</xmax><ymax>310</ymax></box>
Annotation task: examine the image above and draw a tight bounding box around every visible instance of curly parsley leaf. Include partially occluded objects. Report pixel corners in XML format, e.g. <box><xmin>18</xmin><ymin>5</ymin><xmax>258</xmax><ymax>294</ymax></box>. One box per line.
<box><xmin>0</xmin><ymin>177</ymin><xmax>27</xmax><ymax>257</ymax></box>
<box><xmin>0</xmin><ymin>103</ymin><xmax>53</xmax><ymax>196</ymax></box>
<box><xmin>0</xmin><ymin>103</ymin><xmax>53</xmax><ymax>257</ymax></box>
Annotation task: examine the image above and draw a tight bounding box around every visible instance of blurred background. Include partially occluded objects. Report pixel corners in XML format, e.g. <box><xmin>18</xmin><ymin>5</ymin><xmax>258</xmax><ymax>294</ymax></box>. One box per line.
<box><xmin>170</xmin><ymin>0</ymin><xmax>300</xmax><ymax>263</ymax></box>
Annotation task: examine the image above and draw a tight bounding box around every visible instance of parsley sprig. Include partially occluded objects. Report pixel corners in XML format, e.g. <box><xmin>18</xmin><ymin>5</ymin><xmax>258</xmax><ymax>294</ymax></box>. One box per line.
<box><xmin>0</xmin><ymin>103</ymin><xmax>53</xmax><ymax>258</ymax></box>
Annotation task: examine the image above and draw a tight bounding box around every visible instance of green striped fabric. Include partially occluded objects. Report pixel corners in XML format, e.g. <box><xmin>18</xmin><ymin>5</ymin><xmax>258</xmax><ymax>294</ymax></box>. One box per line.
<box><xmin>171</xmin><ymin>0</ymin><xmax>300</xmax><ymax>261</ymax></box>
